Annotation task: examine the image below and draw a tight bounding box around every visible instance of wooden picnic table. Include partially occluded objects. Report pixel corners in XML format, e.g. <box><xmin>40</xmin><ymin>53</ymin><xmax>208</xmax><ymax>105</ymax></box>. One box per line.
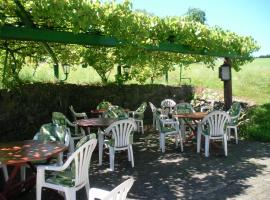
<box><xmin>0</xmin><ymin>140</ymin><xmax>66</xmax><ymax>200</ymax></box>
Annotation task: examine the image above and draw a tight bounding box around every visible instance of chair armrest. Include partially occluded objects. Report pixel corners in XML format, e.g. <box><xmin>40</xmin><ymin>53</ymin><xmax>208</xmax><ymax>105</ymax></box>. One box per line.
<box><xmin>36</xmin><ymin>164</ymin><xmax>66</xmax><ymax>172</ymax></box>
<box><xmin>75</xmin><ymin>112</ymin><xmax>88</xmax><ymax>118</ymax></box>
<box><xmin>88</xmin><ymin>188</ymin><xmax>110</xmax><ymax>200</ymax></box>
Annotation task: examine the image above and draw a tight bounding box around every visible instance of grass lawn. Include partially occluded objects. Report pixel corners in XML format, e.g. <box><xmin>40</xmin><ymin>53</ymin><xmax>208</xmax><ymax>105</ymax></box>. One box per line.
<box><xmin>19</xmin><ymin>58</ymin><xmax>270</xmax><ymax>105</ymax></box>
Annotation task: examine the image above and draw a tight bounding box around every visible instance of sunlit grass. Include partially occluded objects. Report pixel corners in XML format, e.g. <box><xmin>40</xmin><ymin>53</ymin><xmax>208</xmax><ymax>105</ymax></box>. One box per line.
<box><xmin>19</xmin><ymin>58</ymin><xmax>270</xmax><ymax>105</ymax></box>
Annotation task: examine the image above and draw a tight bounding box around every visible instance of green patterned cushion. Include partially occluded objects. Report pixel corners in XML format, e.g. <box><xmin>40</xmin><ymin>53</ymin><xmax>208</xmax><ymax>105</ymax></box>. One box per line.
<box><xmin>103</xmin><ymin>106</ymin><xmax>128</xmax><ymax>119</ymax></box>
<box><xmin>175</xmin><ymin>104</ymin><xmax>193</xmax><ymax>114</ymax></box>
<box><xmin>97</xmin><ymin>101</ymin><xmax>112</xmax><ymax>110</ymax></box>
<box><xmin>229</xmin><ymin>102</ymin><xmax>241</xmax><ymax>116</ymax></box>
<box><xmin>52</xmin><ymin>112</ymin><xmax>67</xmax><ymax>126</ymax></box>
<box><xmin>37</xmin><ymin>123</ymin><xmax>66</xmax><ymax>144</ymax></box>
<box><xmin>228</xmin><ymin>102</ymin><xmax>241</xmax><ymax>125</ymax></box>
<box><xmin>46</xmin><ymin>169</ymin><xmax>75</xmax><ymax>187</ymax></box>
<box><xmin>136</xmin><ymin>102</ymin><xmax>147</xmax><ymax>113</ymax></box>
<box><xmin>104</xmin><ymin>133</ymin><xmax>134</xmax><ymax>147</ymax></box>
<box><xmin>161</xmin><ymin>126</ymin><xmax>176</xmax><ymax>132</ymax></box>
<box><xmin>75</xmin><ymin>134</ymin><xmax>96</xmax><ymax>149</ymax></box>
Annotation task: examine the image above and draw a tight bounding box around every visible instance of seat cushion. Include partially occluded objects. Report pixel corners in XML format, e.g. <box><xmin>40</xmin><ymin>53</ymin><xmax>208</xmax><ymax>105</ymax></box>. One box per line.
<box><xmin>46</xmin><ymin>169</ymin><xmax>75</xmax><ymax>187</ymax></box>
<box><xmin>75</xmin><ymin>134</ymin><xmax>96</xmax><ymax>149</ymax></box>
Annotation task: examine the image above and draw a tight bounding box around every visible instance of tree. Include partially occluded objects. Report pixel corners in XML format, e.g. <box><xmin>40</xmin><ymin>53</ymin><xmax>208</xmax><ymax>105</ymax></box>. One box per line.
<box><xmin>185</xmin><ymin>7</ymin><xmax>207</xmax><ymax>24</ymax></box>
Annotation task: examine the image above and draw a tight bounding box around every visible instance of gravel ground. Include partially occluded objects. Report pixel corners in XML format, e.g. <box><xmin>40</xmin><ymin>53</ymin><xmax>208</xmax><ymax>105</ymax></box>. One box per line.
<box><xmin>4</xmin><ymin>128</ymin><xmax>270</xmax><ymax>200</ymax></box>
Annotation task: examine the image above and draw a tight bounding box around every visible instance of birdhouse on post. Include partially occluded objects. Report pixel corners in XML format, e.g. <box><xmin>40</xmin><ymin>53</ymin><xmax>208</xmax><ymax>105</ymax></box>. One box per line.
<box><xmin>219</xmin><ymin>58</ymin><xmax>232</xmax><ymax>111</ymax></box>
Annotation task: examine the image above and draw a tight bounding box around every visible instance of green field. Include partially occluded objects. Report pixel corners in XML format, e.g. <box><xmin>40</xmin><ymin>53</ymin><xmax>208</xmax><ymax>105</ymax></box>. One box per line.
<box><xmin>20</xmin><ymin>58</ymin><xmax>270</xmax><ymax>105</ymax></box>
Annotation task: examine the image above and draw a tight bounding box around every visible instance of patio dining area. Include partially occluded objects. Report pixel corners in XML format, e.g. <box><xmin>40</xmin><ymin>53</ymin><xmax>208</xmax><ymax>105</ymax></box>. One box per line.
<box><xmin>8</xmin><ymin>127</ymin><xmax>270</xmax><ymax>200</ymax></box>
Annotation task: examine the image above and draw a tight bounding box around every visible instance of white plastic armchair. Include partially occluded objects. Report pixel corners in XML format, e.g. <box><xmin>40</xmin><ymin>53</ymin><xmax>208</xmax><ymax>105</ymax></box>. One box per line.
<box><xmin>69</xmin><ymin>105</ymin><xmax>88</xmax><ymax>121</ymax></box>
<box><xmin>160</xmin><ymin>99</ymin><xmax>176</xmax><ymax>115</ymax></box>
<box><xmin>128</xmin><ymin>102</ymin><xmax>147</xmax><ymax>133</ymax></box>
<box><xmin>156</xmin><ymin>114</ymin><xmax>183</xmax><ymax>153</ymax></box>
<box><xmin>0</xmin><ymin>164</ymin><xmax>8</xmax><ymax>181</ymax></box>
<box><xmin>21</xmin><ymin>123</ymin><xmax>72</xmax><ymax>181</ymax></box>
<box><xmin>197</xmin><ymin>111</ymin><xmax>230</xmax><ymax>157</ymax></box>
<box><xmin>102</xmin><ymin>119</ymin><xmax>137</xmax><ymax>171</ymax></box>
<box><xmin>36</xmin><ymin>139</ymin><xmax>97</xmax><ymax>200</ymax></box>
<box><xmin>52</xmin><ymin>112</ymin><xmax>85</xmax><ymax>153</ymax></box>
<box><xmin>89</xmin><ymin>178</ymin><xmax>134</xmax><ymax>200</ymax></box>
<box><xmin>227</xmin><ymin>102</ymin><xmax>242</xmax><ymax>144</ymax></box>
<box><xmin>149</xmin><ymin>102</ymin><xmax>162</xmax><ymax>129</ymax></box>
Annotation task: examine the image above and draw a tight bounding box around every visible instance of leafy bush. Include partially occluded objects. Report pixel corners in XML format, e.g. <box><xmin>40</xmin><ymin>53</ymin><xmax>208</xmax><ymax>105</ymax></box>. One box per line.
<box><xmin>240</xmin><ymin>104</ymin><xmax>270</xmax><ymax>141</ymax></box>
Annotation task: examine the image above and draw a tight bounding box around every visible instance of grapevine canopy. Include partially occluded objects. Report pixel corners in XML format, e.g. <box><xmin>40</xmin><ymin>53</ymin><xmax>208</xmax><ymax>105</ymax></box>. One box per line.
<box><xmin>0</xmin><ymin>0</ymin><xmax>260</xmax><ymax>87</ymax></box>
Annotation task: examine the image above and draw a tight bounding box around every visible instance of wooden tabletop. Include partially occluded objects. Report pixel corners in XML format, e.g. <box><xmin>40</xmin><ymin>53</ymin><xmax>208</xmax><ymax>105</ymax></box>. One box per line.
<box><xmin>0</xmin><ymin>140</ymin><xmax>67</xmax><ymax>165</ymax></box>
<box><xmin>76</xmin><ymin>118</ymin><xmax>116</xmax><ymax>128</ymax></box>
<box><xmin>173</xmin><ymin>112</ymin><xmax>207</xmax><ymax>120</ymax></box>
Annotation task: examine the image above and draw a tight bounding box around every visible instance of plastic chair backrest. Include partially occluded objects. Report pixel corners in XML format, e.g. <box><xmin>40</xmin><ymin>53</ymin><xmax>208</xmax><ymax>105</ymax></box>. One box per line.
<box><xmin>136</xmin><ymin>102</ymin><xmax>147</xmax><ymax>113</ymax></box>
<box><xmin>201</xmin><ymin>111</ymin><xmax>230</xmax><ymax>137</ymax></box>
<box><xmin>149</xmin><ymin>102</ymin><xmax>157</xmax><ymax>112</ymax></box>
<box><xmin>35</xmin><ymin>123</ymin><xmax>68</xmax><ymax>144</ymax></box>
<box><xmin>103</xmin><ymin>106</ymin><xmax>128</xmax><ymax>119</ymax></box>
<box><xmin>97</xmin><ymin>100</ymin><xmax>112</xmax><ymax>110</ymax></box>
<box><xmin>103</xmin><ymin>178</ymin><xmax>135</xmax><ymax>200</ymax></box>
<box><xmin>229</xmin><ymin>102</ymin><xmax>241</xmax><ymax>117</ymax></box>
<box><xmin>161</xmin><ymin>99</ymin><xmax>176</xmax><ymax>108</ymax></box>
<box><xmin>105</xmin><ymin>119</ymin><xmax>136</xmax><ymax>148</ymax></box>
<box><xmin>174</xmin><ymin>103</ymin><xmax>195</xmax><ymax>114</ymax></box>
<box><xmin>52</xmin><ymin>112</ymin><xmax>67</xmax><ymax>126</ymax></box>
<box><xmin>64</xmin><ymin>139</ymin><xmax>97</xmax><ymax>187</ymax></box>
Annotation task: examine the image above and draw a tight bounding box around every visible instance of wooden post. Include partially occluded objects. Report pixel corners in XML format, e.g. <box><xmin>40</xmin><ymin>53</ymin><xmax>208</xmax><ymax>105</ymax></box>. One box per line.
<box><xmin>223</xmin><ymin>58</ymin><xmax>232</xmax><ymax>111</ymax></box>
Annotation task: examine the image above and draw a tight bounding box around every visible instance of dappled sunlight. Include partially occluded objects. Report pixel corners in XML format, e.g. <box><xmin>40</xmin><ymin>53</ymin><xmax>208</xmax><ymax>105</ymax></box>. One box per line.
<box><xmin>88</xmin><ymin>130</ymin><xmax>270</xmax><ymax>200</ymax></box>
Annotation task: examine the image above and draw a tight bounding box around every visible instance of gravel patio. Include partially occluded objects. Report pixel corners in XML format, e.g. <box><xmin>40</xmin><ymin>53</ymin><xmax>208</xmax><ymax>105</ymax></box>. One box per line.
<box><xmin>9</xmin><ymin>127</ymin><xmax>270</xmax><ymax>200</ymax></box>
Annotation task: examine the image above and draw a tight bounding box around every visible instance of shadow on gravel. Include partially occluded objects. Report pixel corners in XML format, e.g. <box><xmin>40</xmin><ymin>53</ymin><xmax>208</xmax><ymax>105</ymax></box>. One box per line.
<box><xmin>7</xmin><ymin>127</ymin><xmax>270</xmax><ymax>200</ymax></box>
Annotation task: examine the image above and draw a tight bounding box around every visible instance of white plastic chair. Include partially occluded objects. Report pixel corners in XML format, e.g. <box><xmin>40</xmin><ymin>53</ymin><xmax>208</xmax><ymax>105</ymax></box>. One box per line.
<box><xmin>36</xmin><ymin>139</ymin><xmax>97</xmax><ymax>200</ymax></box>
<box><xmin>69</xmin><ymin>105</ymin><xmax>88</xmax><ymax>121</ymax></box>
<box><xmin>21</xmin><ymin>123</ymin><xmax>71</xmax><ymax>181</ymax></box>
<box><xmin>160</xmin><ymin>99</ymin><xmax>176</xmax><ymax>115</ymax></box>
<box><xmin>101</xmin><ymin>119</ymin><xmax>136</xmax><ymax>171</ymax></box>
<box><xmin>227</xmin><ymin>102</ymin><xmax>241</xmax><ymax>144</ymax></box>
<box><xmin>69</xmin><ymin>105</ymin><xmax>91</xmax><ymax>135</ymax></box>
<box><xmin>197</xmin><ymin>111</ymin><xmax>230</xmax><ymax>157</ymax></box>
<box><xmin>128</xmin><ymin>102</ymin><xmax>147</xmax><ymax>134</ymax></box>
<box><xmin>149</xmin><ymin>102</ymin><xmax>158</xmax><ymax>129</ymax></box>
<box><xmin>1</xmin><ymin>164</ymin><xmax>8</xmax><ymax>181</ymax></box>
<box><xmin>156</xmin><ymin>114</ymin><xmax>183</xmax><ymax>153</ymax></box>
<box><xmin>89</xmin><ymin>178</ymin><xmax>134</xmax><ymax>200</ymax></box>
<box><xmin>173</xmin><ymin>102</ymin><xmax>195</xmax><ymax>136</ymax></box>
<box><xmin>52</xmin><ymin>112</ymin><xmax>85</xmax><ymax>153</ymax></box>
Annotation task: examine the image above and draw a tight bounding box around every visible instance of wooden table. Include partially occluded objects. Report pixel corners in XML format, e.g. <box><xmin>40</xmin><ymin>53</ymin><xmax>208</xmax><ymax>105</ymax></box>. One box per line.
<box><xmin>90</xmin><ymin>109</ymin><xmax>106</xmax><ymax>117</ymax></box>
<box><xmin>76</xmin><ymin>118</ymin><xmax>116</xmax><ymax>128</ymax></box>
<box><xmin>0</xmin><ymin>140</ymin><xmax>67</xmax><ymax>200</ymax></box>
<box><xmin>76</xmin><ymin>118</ymin><xmax>117</xmax><ymax>166</ymax></box>
<box><xmin>173</xmin><ymin>112</ymin><xmax>207</xmax><ymax>143</ymax></box>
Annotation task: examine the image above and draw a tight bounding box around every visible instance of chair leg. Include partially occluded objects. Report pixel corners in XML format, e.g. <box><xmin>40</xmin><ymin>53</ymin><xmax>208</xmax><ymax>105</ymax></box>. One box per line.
<box><xmin>205</xmin><ymin>136</ymin><xmax>210</xmax><ymax>157</ymax></box>
<box><xmin>36</xmin><ymin>181</ymin><xmax>42</xmax><ymax>200</ymax></box>
<box><xmin>98</xmin><ymin>131</ymin><xmax>104</xmax><ymax>166</ymax></box>
<box><xmin>234</xmin><ymin>127</ymin><xmax>238</xmax><ymax>144</ymax></box>
<box><xmin>129</xmin><ymin>145</ymin><xmax>134</xmax><ymax>168</ymax></box>
<box><xmin>20</xmin><ymin>166</ymin><xmax>26</xmax><ymax>181</ymax></box>
<box><xmin>197</xmin><ymin>133</ymin><xmax>201</xmax><ymax>153</ymax></box>
<box><xmin>161</xmin><ymin>135</ymin><xmax>165</xmax><ymax>153</ymax></box>
<box><xmin>64</xmin><ymin>188</ymin><xmax>76</xmax><ymax>200</ymax></box>
<box><xmin>109</xmin><ymin>147</ymin><xmax>115</xmax><ymax>171</ymax></box>
<box><xmin>2</xmin><ymin>165</ymin><xmax>8</xmax><ymax>182</ymax></box>
<box><xmin>179</xmin><ymin>133</ymin><xmax>184</xmax><ymax>152</ymax></box>
<box><xmin>127</xmin><ymin>147</ymin><xmax>131</xmax><ymax>161</ymax></box>
<box><xmin>224</xmin><ymin>135</ymin><xmax>228</xmax><ymax>156</ymax></box>
<box><xmin>141</xmin><ymin>121</ymin><xmax>144</xmax><ymax>134</ymax></box>
<box><xmin>85</xmin><ymin>181</ymin><xmax>90</xmax><ymax>199</ymax></box>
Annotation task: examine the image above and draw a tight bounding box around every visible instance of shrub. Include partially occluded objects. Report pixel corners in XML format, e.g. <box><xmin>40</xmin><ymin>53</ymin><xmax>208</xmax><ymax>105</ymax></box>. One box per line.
<box><xmin>239</xmin><ymin>103</ymin><xmax>270</xmax><ymax>141</ymax></box>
